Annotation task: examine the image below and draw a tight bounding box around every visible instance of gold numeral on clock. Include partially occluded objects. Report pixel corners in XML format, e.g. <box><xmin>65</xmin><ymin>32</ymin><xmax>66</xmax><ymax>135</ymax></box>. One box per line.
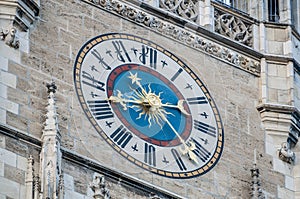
<box><xmin>144</xmin><ymin>143</ymin><xmax>156</xmax><ymax>166</ymax></box>
<box><xmin>110</xmin><ymin>125</ymin><xmax>133</xmax><ymax>148</ymax></box>
<box><xmin>171</xmin><ymin>149</ymin><xmax>187</xmax><ymax>171</ymax></box>
<box><xmin>87</xmin><ymin>100</ymin><xmax>114</xmax><ymax>120</ymax></box>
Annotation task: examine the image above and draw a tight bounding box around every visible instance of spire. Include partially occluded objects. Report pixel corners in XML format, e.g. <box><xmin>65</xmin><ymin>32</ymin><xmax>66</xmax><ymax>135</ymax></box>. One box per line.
<box><xmin>43</xmin><ymin>81</ymin><xmax>59</xmax><ymax>134</ymax></box>
<box><xmin>39</xmin><ymin>81</ymin><xmax>64</xmax><ymax>199</ymax></box>
<box><xmin>250</xmin><ymin>156</ymin><xmax>265</xmax><ymax>199</ymax></box>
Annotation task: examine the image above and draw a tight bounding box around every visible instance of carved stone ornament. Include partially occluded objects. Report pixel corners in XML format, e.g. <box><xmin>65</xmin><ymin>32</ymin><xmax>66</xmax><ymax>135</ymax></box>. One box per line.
<box><xmin>90</xmin><ymin>174</ymin><xmax>110</xmax><ymax>199</ymax></box>
<box><xmin>86</xmin><ymin>0</ymin><xmax>260</xmax><ymax>76</ymax></box>
<box><xmin>0</xmin><ymin>26</ymin><xmax>20</xmax><ymax>49</ymax></box>
<box><xmin>214</xmin><ymin>8</ymin><xmax>253</xmax><ymax>47</ymax></box>
<box><xmin>159</xmin><ymin>0</ymin><xmax>199</xmax><ymax>22</ymax></box>
<box><xmin>250</xmin><ymin>163</ymin><xmax>265</xmax><ymax>199</ymax></box>
<box><xmin>278</xmin><ymin>142</ymin><xmax>296</xmax><ymax>164</ymax></box>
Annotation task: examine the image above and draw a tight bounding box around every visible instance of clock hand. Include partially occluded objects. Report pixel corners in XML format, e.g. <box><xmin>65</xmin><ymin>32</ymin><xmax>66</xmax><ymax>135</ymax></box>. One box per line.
<box><xmin>159</xmin><ymin>100</ymin><xmax>190</xmax><ymax>116</ymax></box>
<box><xmin>108</xmin><ymin>91</ymin><xmax>189</xmax><ymax>115</ymax></box>
<box><xmin>158</xmin><ymin>110</ymin><xmax>198</xmax><ymax>164</ymax></box>
<box><xmin>107</xmin><ymin>90</ymin><xmax>143</xmax><ymax>110</ymax></box>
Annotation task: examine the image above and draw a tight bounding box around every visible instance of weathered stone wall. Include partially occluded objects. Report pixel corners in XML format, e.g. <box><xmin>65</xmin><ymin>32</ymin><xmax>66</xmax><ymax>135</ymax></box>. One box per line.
<box><xmin>0</xmin><ymin>0</ymin><xmax>290</xmax><ymax>198</ymax></box>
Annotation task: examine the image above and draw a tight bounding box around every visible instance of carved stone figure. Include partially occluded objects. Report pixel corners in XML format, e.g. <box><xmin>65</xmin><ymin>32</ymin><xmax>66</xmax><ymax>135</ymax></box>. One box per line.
<box><xmin>278</xmin><ymin>142</ymin><xmax>295</xmax><ymax>164</ymax></box>
<box><xmin>0</xmin><ymin>26</ymin><xmax>19</xmax><ymax>49</ymax></box>
<box><xmin>90</xmin><ymin>175</ymin><xmax>110</xmax><ymax>199</ymax></box>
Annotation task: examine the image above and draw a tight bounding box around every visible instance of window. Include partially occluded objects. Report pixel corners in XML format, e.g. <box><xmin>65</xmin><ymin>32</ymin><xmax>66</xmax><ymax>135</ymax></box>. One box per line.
<box><xmin>216</xmin><ymin>0</ymin><xmax>248</xmax><ymax>14</ymax></box>
<box><xmin>291</xmin><ymin>0</ymin><xmax>298</xmax><ymax>29</ymax></box>
<box><xmin>268</xmin><ymin>0</ymin><xmax>280</xmax><ymax>22</ymax></box>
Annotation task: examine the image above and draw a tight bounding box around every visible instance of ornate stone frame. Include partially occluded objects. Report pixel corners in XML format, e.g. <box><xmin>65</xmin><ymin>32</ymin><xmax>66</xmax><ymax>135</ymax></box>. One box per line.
<box><xmin>84</xmin><ymin>0</ymin><xmax>261</xmax><ymax>76</ymax></box>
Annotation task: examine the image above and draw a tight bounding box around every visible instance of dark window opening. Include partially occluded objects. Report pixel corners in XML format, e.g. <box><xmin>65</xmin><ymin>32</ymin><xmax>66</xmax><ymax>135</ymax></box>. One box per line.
<box><xmin>291</xmin><ymin>0</ymin><xmax>298</xmax><ymax>28</ymax></box>
<box><xmin>268</xmin><ymin>0</ymin><xmax>280</xmax><ymax>22</ymax></box>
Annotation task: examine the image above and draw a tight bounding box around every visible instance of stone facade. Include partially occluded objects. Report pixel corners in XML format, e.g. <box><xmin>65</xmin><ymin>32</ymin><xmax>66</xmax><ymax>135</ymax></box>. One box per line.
<box><xmin>0</xmin><ymin>0</ymin><xmax>300</xmax><ymax>198</ymax></box>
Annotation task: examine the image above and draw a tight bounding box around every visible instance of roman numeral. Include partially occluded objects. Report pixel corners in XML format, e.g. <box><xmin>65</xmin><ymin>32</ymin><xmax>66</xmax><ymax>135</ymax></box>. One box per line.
<box><xmin>171</xmin><ymin>148</ymin><xmax>187</xmax><ymax>171</ymax></box>
<box><xmin>112</xmin><ymin>41</ymin><xmax>131</xmax><ymax>62</ymax></box>
<box><xmin>194</xmin><ymin>120</ymin><xmax>216</xmax><ymax>137</ymax></box>
<box><xmin>171</xmin><ymin>68</ymin><xmax>183</xmax><ymax>82</ymax></box>
<box><xmin>91</xmin><ymin>49</ymin><xmax>111</xmax><ymax>70</ymax></box>
<box><xmin>139</xmin><ymin>45</ymin><xmax>157</xmax><ymax>69</ymax></box>
<box><xmin>82</xmin><ymin>71</ymin><xmax>105</xmax><ymax>92</ymax></box>
<box><xmin>87</xmin><ymin>100</ymin><xmax>114</xmax><ymax>120</ymax></box>
<box><xmin>110</xmin><ymin>125</ymin><xmax>133</xmax><ymax>148</ymax></box>
<box><xmin>144</xmin><ymin>143</ymin><xmax>156</xmax><ymax>166</ymax></box>
<box><xmin>191</xmin><ymin>138</ymin><xmax>211</xmax><ymax>163</ymax></box>
<box><xmin>187</xmin><ymin>96</ymin><xmax>208</xmax><ymax>105</ymax></box>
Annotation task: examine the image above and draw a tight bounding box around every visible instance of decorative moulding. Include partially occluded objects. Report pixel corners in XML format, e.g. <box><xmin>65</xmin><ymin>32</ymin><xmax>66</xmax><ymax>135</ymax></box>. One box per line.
<box><xmin>84</xmin><ymin>0</ymin><xmax>261</xmax><ymax>76</ymax></box>
<box><xmin>0</xmin><ymin>0</ymin><xmax>39</xmax><ymax>49</ymax></box>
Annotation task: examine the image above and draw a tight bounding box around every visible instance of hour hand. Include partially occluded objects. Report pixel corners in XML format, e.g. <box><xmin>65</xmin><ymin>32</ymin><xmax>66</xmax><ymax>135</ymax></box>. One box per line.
<box><xmin>160</xmin><ymin>100</ymin><xmax>190</xmax><ymax>115</ymax></box>
<box><xmin>108</xmin><ymin>90</ymin><xmax>142</xmax><ymax>110</ymax></box>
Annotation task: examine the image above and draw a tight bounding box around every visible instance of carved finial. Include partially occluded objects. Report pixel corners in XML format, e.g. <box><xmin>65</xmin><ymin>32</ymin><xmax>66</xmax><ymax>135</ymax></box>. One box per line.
<box><xmin>90</xmin><ymin>174</ymin><xmax>110</xmax><ymax>199</ymax></box>
<box><xmin>43</xmin><ymin>81</ymin><xmax>59</xmax><ymax>133</ymax></box>
<box><xmin>46</xmin><ymin>81</ymin><xmax>57</xmax><ymax>94</ymax></box>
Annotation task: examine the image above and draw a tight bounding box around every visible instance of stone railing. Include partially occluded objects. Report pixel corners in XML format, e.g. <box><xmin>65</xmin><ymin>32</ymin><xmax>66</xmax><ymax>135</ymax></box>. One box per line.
<box><xmin>87</xmin><ymin>0</ymin><xmax>261</xmax><ymax>76</ymax></box>
<box><xmin>212</xmin><ymin>2</ymin><xmax>255</xmax><ymax>47</ymax></box>
<box><xmin>151</xmin><ymin>0</ymin><xmax>255</xmax><ymax>48</ymax></box>
<box><xmin>158</xmin><ymin>0</ymin><xmax>199</xmax><ymax>22</ymax></box>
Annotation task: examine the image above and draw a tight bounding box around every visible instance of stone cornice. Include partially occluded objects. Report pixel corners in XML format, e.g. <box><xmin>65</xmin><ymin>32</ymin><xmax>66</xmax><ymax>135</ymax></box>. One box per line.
<box><xmin>83</xmin><ymin>0</ymin><xmax>261</xmax><ymax>76</ymax></box>
<box><xmin>0</xmin><ymin>124</ymin><xmax>185</xmax><ymax>199</ymax></box>
<box><xmin>0</xmin><ymin>0</ymin><xmax>39</xmax><ymax>31</ymax></box>
<box><xmin>0</xmin><ymin>0</ymin><xmax>39</xmax><ymax>49</ymax></box>
<box><xmin>256</xmin><ymin>103</ymin><xmax>295</xmax><ymax>114</ymax></box>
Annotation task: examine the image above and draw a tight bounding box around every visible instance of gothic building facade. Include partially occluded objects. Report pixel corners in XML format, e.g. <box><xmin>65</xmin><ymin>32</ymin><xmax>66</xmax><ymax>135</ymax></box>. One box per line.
<box><xmin>0</xmin><ymin>0</ymin><xmax>300</xmax><ymax>198</ymax></box>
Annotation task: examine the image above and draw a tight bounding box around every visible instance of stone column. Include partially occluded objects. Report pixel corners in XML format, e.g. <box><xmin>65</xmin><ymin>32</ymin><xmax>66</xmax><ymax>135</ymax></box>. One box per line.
<box><xmin>25</xmin><ymin>155</ymin><xmax>34</xmax><ymax>199</ymax></box>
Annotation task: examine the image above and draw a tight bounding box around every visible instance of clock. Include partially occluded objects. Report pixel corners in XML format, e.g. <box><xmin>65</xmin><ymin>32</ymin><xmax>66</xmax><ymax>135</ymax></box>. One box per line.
<box><xmin>74</xmin><ymin>33</ymin><xmax>224</xmax><ymax>178</ymax></box>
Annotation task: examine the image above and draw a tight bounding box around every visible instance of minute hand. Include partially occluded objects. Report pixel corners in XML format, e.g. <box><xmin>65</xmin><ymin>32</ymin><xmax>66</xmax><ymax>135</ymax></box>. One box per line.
<box><xmin>159</xmin><ymin>110</ymin><xmax>198</xmax><ymax>163</ymax></box>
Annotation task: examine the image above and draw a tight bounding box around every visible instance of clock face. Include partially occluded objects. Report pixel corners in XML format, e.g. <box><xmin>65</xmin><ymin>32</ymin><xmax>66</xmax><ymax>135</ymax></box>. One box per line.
<box><xmin>74</xmin><ymin>33</ymin><xmax>224</xmax><ymax>178</ymax></box>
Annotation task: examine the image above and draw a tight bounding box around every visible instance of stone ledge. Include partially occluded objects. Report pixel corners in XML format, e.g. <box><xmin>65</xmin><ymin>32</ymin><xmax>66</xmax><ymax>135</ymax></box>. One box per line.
<box><xmin>0</xmin><ymin>124</ymin><xmax>186</xmax><ymax>199</ymax></box>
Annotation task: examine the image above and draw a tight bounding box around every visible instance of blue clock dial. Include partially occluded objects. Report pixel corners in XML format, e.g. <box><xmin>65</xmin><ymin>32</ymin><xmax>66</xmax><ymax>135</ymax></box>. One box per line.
<box><xmin>107</xmin><ymin>64</ymin><xmax>192</xmax><ymax>146</ymax></box>
<box><xmin>74</xmin><ymin>33</ymin><xmax>224</xmax><ymax>179</ymax></box>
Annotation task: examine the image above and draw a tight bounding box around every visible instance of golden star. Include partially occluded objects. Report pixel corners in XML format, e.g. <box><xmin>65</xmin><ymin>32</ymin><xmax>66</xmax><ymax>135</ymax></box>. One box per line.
<box><xmin>128</xmin><ymin>72</ymin><xmax>141</xmax><ymax>85</ymax></box>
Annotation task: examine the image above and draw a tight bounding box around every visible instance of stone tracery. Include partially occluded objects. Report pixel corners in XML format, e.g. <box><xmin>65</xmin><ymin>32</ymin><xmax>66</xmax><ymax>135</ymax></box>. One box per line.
<box><xmin>214</xmin><ymin>8</ymin><xmax>253</xmax><ymax>47</ymax></box>
<box><xmin>159</xmin><ymin>0</ymin><xmax>199</xmax><ymax>22</ymax></box>
<box><xmin>86</xmin><ymin>0</ymin><xmax>260</xmax><ymax>76</ymax></box>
